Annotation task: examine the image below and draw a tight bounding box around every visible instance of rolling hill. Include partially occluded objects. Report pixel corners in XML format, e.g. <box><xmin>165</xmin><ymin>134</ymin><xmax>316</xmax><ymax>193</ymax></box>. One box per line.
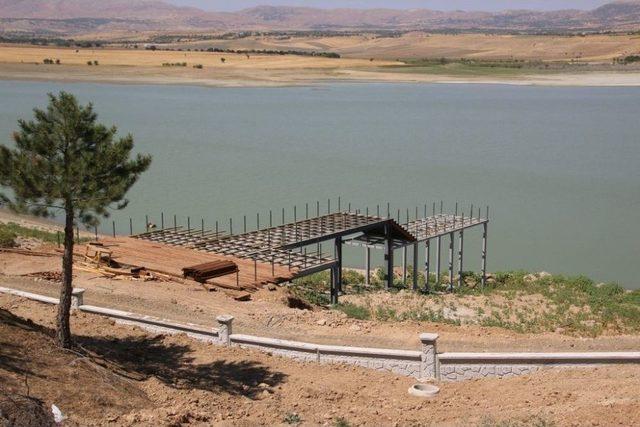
<box><xmin>1</xmin><ymin>0</ymin><xmax>640</xmax><ymax>35</ymax></box>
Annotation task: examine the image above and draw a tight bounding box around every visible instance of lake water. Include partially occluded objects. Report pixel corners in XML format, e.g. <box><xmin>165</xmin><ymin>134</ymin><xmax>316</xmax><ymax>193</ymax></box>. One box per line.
<box><xmin>0</xmin><ymin>80</ymin><xmax>638</xmax><ymax>288</ymax></box>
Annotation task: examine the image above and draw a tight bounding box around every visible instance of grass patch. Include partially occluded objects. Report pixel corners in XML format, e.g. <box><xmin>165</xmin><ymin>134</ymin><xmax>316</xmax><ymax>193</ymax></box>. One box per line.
<box><xmin>335</xmin><ymin>303</ymin><xmax>371</xmax><ymax>320</ymax></box>
<box><xmin>381</xmin><ymin>58</ymin><xmax>555</xmax><ymax>77</ymax></box>
<box><xmin>0</xmin><ymin>222</ymin><xmax>60</xmax><ymax>244</ymax></box>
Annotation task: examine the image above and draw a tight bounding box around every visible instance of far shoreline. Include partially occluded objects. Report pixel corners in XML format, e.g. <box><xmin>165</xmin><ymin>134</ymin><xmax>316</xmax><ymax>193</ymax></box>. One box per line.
<box><xmin>3</xmin><ymin>64</ymin><xmax>640</xmax><ymax>89</ymax></box>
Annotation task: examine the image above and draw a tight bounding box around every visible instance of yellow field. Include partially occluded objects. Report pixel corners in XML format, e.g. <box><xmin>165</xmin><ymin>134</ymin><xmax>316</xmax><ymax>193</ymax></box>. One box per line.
<box><xmin>0</xmin><ymin>44</ymin><xmax>397</xmax><ymax>69</ymax></box>
<box><xmin>174</xmin><ymin>33</ymin><xmax>640</xmax><ymax>62</ymax></box>
<box><xmin>2</xmin><ymin>42</ymin><xmax>640</xmax><ymax>87</ymax></box>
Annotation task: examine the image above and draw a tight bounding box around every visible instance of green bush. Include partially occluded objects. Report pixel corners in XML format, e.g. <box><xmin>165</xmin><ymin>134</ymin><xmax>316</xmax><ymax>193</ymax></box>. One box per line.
<box><xmin>0</xmin><ymin>222</ymin><xmax>59</xmax><ymax>243</ymax></box>
<box><xmin>0</xmin><ymin>227</ymin><xmax>16</xmax><ymax>248</ymax></box>
<box><xmin>335</xmin><ymin>303</ymin><xmax>370</xmax><ymax>320</ymax></box>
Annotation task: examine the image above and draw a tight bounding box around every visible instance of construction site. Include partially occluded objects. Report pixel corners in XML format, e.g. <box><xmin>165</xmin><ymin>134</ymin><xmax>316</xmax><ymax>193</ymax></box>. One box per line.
<box><xmin>70</xmin><ymin>199</ymin><xmax>489</xmax><ymax>304</ymax></box>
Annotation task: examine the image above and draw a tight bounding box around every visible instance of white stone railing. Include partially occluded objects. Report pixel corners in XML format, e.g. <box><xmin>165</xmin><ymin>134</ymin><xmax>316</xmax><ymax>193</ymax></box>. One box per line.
<box><xmin>2</xmin><ymin>286</ymin><xmax>639</xmax><ymax>382</ymax></box>
<box><xmin>437</xmin><ymin>351</ymin><xmax>640</xmax><ymax>381</ymax></box>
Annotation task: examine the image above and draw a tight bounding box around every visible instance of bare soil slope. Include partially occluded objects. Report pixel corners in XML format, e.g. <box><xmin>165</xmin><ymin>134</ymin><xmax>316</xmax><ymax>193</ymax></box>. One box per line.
<box><xmin>2</xmin><ymin>294</ymin><xmax>640</xmax><ymax>426</ymax></box>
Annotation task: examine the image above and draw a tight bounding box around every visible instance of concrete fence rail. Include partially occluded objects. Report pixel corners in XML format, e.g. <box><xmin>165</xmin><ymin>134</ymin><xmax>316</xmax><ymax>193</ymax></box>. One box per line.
<box><xmin>2</xmin><ymin>286</ymin><xmax>640</xmax><ymax>382</ymax></box>
<box><xmin>230</xmin><ymin>333</ymin><xmax>425</xmax><ymax>378</ymax></box>
<box><xmin>438</xmin><ymin>351</ymin><xmax>640</xmax><ymax>381</ymax></box>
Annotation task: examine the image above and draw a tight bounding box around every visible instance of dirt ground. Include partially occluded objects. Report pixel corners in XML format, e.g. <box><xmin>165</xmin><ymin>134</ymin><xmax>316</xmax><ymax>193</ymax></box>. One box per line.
<box><xmin>2</xmin><ymin>294</ymin><xmax>640</xmax><ymax>426</ymax></box>
<box><xmin>2</xmin><ymin>208</ymin><xmax>640</xmax><ymax>353</ymax></box>
<box><xmin>3</xmin><ymin>250</ymin><xmax>640</xmax><ymax>353</ymax></box>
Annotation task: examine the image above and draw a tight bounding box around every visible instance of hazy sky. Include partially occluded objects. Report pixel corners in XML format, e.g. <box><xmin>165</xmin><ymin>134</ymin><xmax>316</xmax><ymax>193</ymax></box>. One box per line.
<box><xmin>168</xmin><ymin>0</ymin><xmax>613</xmax><ymax>12</ymax></box>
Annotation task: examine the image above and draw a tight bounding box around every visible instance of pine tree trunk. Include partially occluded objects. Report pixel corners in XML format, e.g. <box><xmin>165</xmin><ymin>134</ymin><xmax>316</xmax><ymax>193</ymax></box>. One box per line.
<box><xmin>56</xmin><ymin>205</ymin><xmax>75</xmax><ymax>348</ymax></box>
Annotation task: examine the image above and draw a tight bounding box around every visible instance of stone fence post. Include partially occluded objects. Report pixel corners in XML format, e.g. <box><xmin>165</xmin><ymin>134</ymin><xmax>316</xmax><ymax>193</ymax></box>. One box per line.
<box><xmin>216</xmin><ymin>315</ymin><xmax>234</xmax><ymax>346</ymax></box>
<box><xmin>419</xmin><ymin>333</ymin><xmax>439</xmax><ymax>381</ymax></box>
<box><xmin>71</xmin><ymin>288</ymin><xmax>85</xmax><ymax>310</ymax></box>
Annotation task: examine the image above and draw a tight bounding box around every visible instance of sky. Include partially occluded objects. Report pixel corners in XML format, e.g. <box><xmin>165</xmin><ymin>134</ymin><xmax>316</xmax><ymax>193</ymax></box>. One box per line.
<box><xmin>167</xmin><ymin>0</ymin><xmax>614</xmax><ymax>12</ymax></box>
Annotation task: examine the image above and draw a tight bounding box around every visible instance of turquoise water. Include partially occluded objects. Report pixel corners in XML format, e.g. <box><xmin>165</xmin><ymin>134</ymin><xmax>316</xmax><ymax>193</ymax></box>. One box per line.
<box><xmin>0</xmin><ymin>81</ymin><xmax>639</xmax><ymax>288</ymax></box>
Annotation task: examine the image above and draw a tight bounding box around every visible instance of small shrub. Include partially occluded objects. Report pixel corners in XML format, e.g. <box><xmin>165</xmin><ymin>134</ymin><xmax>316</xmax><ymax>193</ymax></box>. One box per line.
<box><xmin>0</xmin><ymin>227</ymin><xmax>17</xmax><ymax>248</ymax></box>
<box><xmin>283</xmin><ymin>412</ymin><xmax>301</xmax><ymax>425</ymax></box>
<box><xmin>334</xmin><ymin>417</ymin><xmax>351</xmax><ymax>427</ymax></box>
<box><xmin>93</xmin><ymin>60</ymin><xmax>98</xmax><ymax>66</ymax></box>
<box><xmin>87</xmin><ymin>61</ymin><xmax>93</xmax><ymax>66</ymax></box>
<box><xmin>335</xmin><ymin>303</ymin><xmax>370</xmax><ymax>320</ymax></box>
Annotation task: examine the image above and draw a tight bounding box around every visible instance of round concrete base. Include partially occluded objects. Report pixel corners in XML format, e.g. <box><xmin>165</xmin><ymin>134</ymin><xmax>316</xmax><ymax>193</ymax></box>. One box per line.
<box><xmin>408</xmin><ymin>383</ymin><xmax>440</xmax><ymax>398</ymax></box>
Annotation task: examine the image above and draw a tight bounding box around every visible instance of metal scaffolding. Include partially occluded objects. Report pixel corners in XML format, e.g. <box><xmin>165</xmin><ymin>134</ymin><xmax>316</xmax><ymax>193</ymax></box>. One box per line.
<box><xmin>133</xmin><ymin>204</ymin><xmax>489</xmax><ymax>304</ymax></box>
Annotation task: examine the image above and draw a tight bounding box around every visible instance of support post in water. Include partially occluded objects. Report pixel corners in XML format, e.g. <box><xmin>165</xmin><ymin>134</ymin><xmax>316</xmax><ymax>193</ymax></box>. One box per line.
<box><xmin>112</xmin><ymin>221</ymin><xmax>116</xmax><ymax>238</ymax></box>
<box><xmin>201</xmin><ymin>218</ymin><xmax>204</xmax><ymax>237</ymax></box>
<box><xmin>174</xmin><ymin>214</ymin><xmax>177</xmax><ymax>232</ymax></box>
<box><xmin>129</xmin><ymin>218</ymin><xmax>132</xmax><ymax>236</ymax></box>
<box><xmin>161</xmin><ymin>212</ymin><xmax>164</xmax><ymax>229</ymax></box>
<box><xmin>187</xmin><ymin>216</ymin><xmax>191</xmax><ymax>234</ymax></box>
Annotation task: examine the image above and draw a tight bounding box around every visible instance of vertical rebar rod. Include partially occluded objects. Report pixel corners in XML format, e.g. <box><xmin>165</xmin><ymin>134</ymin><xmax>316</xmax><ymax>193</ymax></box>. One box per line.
<box><xmin>145</xmin><ymin>215</ymin><xmax>149</xmax><ymax>232</ymax></box>
<box><xmin>174</xmin><ymin>214</ymin><xmax>177</xmax><ymax>232</ymax></box>
<box><xmin>129</xmin><ymin>218</ymin><xmax>132</xmax><ymax>236</ymax></box>
<box><xmin>229</xmin><ymin>218</ymin><xmax>233</xmax><ymax>235</ymax></box>
<box><xmin>187</xmin><ymin>217</ymin><xmax>191</xmax><ymax>234</ymax></box>
<box><xmin>112</xmin><ymin>221</ymin><xmax>116</xmax><ymax>238</ymax></box>
<box><xmin>201</xmin><ymin>218</ymin><xmax>204</xmax><ymax>237</ymax></box>
<box><xmin>161</xmin><ymin>212</ymin><xmax>164</xmax><ymax>229</ymax></box>
<box><xmin>243</xmin><ymin>215</ymin><xmax>246</xmax><ymax>233</ymax></box>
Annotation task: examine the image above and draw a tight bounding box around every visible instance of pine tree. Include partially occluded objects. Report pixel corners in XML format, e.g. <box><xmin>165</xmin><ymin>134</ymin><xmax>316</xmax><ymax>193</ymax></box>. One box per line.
<box><xmin>0</xmin><ymin>92</ymin><xmax>151</xmax><ymax>348</ymax></box>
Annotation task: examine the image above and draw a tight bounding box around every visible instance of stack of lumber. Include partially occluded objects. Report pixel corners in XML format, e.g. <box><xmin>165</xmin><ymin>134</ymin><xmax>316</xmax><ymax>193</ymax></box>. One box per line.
<box><xmin>183</xmin><ymin>260</ymin><xmax>238</xmax><ymax>282</ymax></box>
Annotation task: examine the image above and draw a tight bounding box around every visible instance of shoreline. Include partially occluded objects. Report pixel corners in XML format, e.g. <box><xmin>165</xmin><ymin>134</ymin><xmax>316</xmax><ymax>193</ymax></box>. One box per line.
<box><xmin>3</xmin><ymin>64</ymin><xmax>640</xmax><ymax>88</ymax></box>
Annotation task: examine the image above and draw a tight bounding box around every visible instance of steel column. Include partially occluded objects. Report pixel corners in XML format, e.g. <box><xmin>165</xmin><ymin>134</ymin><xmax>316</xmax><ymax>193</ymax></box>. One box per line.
<box><xmin>458</xmin><ymin>229</ymin><xmax>464</xmax><ymax>288</ymax></box>
<box><xmin>402</xmin><ymin>246</ymin><xmax>408</xmax><ymax>286</ymax></box>
<box><xmin>335</xmin><ymin>236</ymin><xmax>343</xmax><ymax>293</ymax></box>
<box><xmin>482</xmin><ymin>222</ymin><xmax>488</xmax><ymax>289</ymax></box>
<box><xmin>424</xmin><ymin>239</ymin><xmax>431</xmax><ymax>293</ymax></box>
<box><xmin>412</xmin><ymin>242</ymin><xmax>419</xmax><ymax>291</ymax></box>
<box><xmin>435</xmin><ymin>236</ymin><xmax>441</xmax><ymax>287</ymax></box>
<box><xmin>384</xmin><ymin>223</ymin><xmax>394</xmax><ymax>290</ymax></box>
<box><xmin>448</xmin><ymin>232</ymin><xmax>454</xmax><ymax>292</ymax></box>
<box><xmin>365</xmin><ymin>246</ymin><xmax>371</xmax><ymax>285</ymax></box>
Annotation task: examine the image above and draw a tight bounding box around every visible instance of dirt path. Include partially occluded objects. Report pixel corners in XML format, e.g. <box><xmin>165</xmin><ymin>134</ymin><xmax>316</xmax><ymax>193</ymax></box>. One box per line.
<box><xmin>2</xmin><ymin>294</ymin><xmax>640</xmax><ymax>426</ymax></box>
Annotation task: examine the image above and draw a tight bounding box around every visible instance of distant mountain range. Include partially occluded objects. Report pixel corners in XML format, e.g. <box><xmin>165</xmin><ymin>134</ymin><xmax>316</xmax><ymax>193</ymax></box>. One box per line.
<box><xmin>2</xmin><ymin>0</ymin><xmax>640</xmax><ymax>36</ymax></box>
